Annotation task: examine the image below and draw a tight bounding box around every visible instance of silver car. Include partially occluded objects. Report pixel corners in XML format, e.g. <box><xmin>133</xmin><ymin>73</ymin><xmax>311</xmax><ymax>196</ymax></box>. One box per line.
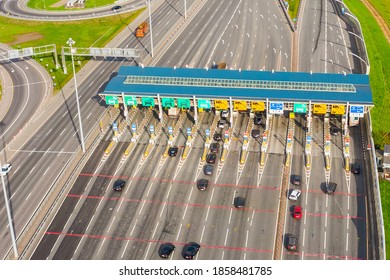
<box><xmin>288</xmin><ymin>189</ymin><xmax>301</xmax><ymax>201</ymax></box>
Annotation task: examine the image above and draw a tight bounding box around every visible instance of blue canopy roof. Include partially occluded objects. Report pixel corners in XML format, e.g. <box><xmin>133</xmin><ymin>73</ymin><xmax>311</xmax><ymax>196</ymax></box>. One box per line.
<box><xmin>102</xmin><ymin>66</ymin><xmax>373</xmax><ymax>104</ymax></box>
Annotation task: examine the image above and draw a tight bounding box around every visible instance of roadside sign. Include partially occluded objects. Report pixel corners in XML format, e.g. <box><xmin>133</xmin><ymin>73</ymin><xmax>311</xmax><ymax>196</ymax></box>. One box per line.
<box><xmin>313</xmin><ymin>103</ymin><xmax>327</xmax><ymax>114</ymax></box>
<box><xmin>177</xmin><ymin>98</ymin><xmax>191</xmax><ymax>109</ymax></box>
<box><xmin>233</xmin><ymin>100</ymin><xmax>247</xmax><ymax>111</ymax></box>
<box><xmin>306</xmin><ymin>135</ymin><xmax>311</xmax><ymax>144</ymax></box>
<box><xmin>243</xmin><ymin>132</ymin><xmax>248</xmax><ymax>141</ymax></box>
<box><xmin>251</xmin><ymin>101</ymin><xmax>265</xmax><ymax>112</ymax></box>
<box><xmin>214</xmin><ymin>99</ymin><xmax>228</xmax><ymax>110</ymax></box>
<box><xmin>293</xmin><ymin>103</ymin><xmax>307</xmax><ymax>113</ymax></box>
<box><xmin>131</xmin><ymin>123</ymin><xmax>136</xmax><ymax>133</ymax></box>
<box><xmin>269</xmin><ymin>102</ymin><xmax>284</xmax><ymax>114</ymax></box>
<box><xmin>112</xmin><ymin>122</ymin><xmax>118</xmax><ymax>131</ymax></box>
<box><xmin>142</xmin><ymin>97</ymin><xmax>155</xmax><ymax>107</ymax></box>
<box><xmin>350</xmin><ymin>105</ymin><xmax>364</xmax><ymax>117</ymax></box>
<box><xmin>205</xmin><ymin>128</ymin><xmax>210</xmax><ymax>137</ymax></box>
<box><xmin>150</xmin><ymin>125</ymin><xmax>154</xmax><ymax>133</ymax></box>
<box><xmin>105</xmin><ymin>95</ymin><xmax>119</xmax><ymax>105</ymax></box>
<box><xmin>186</xmin><ymin>128</ymin><xmax>191</xmax><ymax>136</ymax></box>
<box><xmin>162</xmin><ymin>97</ymin><xmax>175</xmax><ymax>108</ymax></box>
<box><xmin>168</xmin><ymin>126</ymin><xmax>173</xmax><ymax>135</ymax></box>
<box><xmin>224</xmin><ymin>130</ymin><xmax>229</xmax><ymax>138</ymax></box>
<box><xmin>198</xmin><ymin>99</ymin><xmax>211</xmax><ymax>109</ymax></box>
<box><xmin>331</xmin><ymin>104</ymin><xmax>345</xmax><ymax>115</ymax></box>
<box><xmin>123</xmin><ymin>96</ymin><xmax>137</xmax><ymax>106</ymax></box>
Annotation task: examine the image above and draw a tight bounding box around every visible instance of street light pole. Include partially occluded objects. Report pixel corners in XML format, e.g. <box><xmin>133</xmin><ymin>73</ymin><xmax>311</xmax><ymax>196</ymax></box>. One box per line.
<box><xmin>0</xmin><ymin>161</ymin><xmax>18</xmax><ymax>258</ymax></box>
<box><xmin>184</xmin><ymin>0</ymin><xmax>187</xmax><ymax>19</ymax></box>
<box><xmin>66</xmin><ymin>38</ymin><xmax>86</xmax><ymax>153</ymax></box>
<box><xmin>148</xmin><ymin>1</ymin><xmax>154</xmax><ymax>57</ymax></box>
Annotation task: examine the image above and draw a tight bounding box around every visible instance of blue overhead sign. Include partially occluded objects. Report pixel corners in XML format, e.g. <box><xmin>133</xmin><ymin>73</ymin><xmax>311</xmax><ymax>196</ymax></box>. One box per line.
<box><xmin>269</xmin><ymin>102</ymin><xmax>284</xmax><ymax>114</ymax></box>
<box><xmin>350</xmin><ymin>105</ymin><xmax>364</xmax><ymax>117</ymax></box>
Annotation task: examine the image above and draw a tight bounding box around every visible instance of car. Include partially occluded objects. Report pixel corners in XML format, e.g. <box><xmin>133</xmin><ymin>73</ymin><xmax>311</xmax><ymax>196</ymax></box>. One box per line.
<box><xmin>182</xmin><ymin>242</ymin><xmax>200</xmax><ymax>259</ymax></box>
<box><xmin>330</xmin><ymin>126</ymin><xmax>339</xmax><ymax>135</ymax></box>
<box><xmin>254</xmin><ymin>116</ymin><xmax>262</xmax><ymax>125</ymax></box>
<box><xmin>203</xmin><ymin>164</ymin><xmax>214</xmax><ymax>175</ymax></box>
<box><xmin>251</xmin><ymin>129</ymin><xmax>261</xmax><ymax>138</ymax></box>
<box><xmin>221</xmin><ymin>110</ymin><xmax>229</xmax><ymax>118</ymax></box>
<box><xmin>217</xmin><ymin>119</ymin><xmax>226</xmax><ymax>128</ymax></box>
<box><xmin>111</xmin><ymin>5</ymin><xmax>121</xmax><ymax>10</ymax></box>
<box><xmin>168</xmin><ymin>146</ymin><xmax>178</xmax><ymax>157</ymax></box>
<box><xmin>213</xmin><ymin>133</ymin><xmax>222</xmax><ymax>141</ymax></box>
<box><xmin>210</xmin><ymin>143</ymin><xmax>220</xmax><ymax>153</ymax></box>
<box><xmin>288</xmin><ymin>189</ymin><xmax>301</xmax><ymax>201</ymax></box>
<box><xmin>158</xmin><ymin>243</ymin><xmax>175</xmax><ymax>258</ymax></box>
<box><xmin>291</xmin><ymin>174</ymin><xmax>302</xmax><ymax>186</ymax></box>
<box><xmin>292</xmin><ymin>205</ymin><xmax>302</xmax><ymax>220</ymax></box>
<box><xmin>351</xmin><ymin>163</ymin><xmax>360</xmax><ymax>174</ymax></box>
<box><xmin>113</xmin><ymin>179</ymin><xmax>126</xmax><ymax>191</ymax></box>
<box><xmin>234</xmin><ymin>197</ymin><xmax>246</xmax><ymax>209</ymax></box>
<box><xmin>324</xmin><ymin>182</ymin><xmax>337</xmax><ymax>194</ymax></box>
<box><xmin>286</xmin><ymin>235</ymin><xmax>298</xmax><ymax>251</ymax></box>
<box><xmin>197</xmin><ymin>179</ymin><xmax>209</xmax><ymax>191</ymax></box>
<box><xmin>206</xmin><ymin>153</ymin><xmax>216</xmax><ymax>164</ymax></box>
<box><xmin>1</xmin><ymin>163</ymin><xmax>12</xmax><ymax>176</ymax></box>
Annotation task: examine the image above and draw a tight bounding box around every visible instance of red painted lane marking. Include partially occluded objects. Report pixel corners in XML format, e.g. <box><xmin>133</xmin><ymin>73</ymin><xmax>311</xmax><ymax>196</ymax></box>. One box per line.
<box><xmin>66</xmin><ymin>194</ymin><xmax>275</xmax><ymax>214</ymax></box>
<box><xmin>45</xmin><ymin>231</ymin><xmax>272</xmax><ymax>254</ymax></box>
<box><xmin>79</xmin><ymin>173</ymin><xmax>280</xmax><ymax>191</ymax></box>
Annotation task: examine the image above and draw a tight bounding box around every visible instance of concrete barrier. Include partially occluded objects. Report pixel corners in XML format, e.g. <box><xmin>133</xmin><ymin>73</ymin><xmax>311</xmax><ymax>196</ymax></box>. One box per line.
<box><xmin>104</xmin><ymin>141</ymin><xmax>115</xmax><ymax>155</ymax></box>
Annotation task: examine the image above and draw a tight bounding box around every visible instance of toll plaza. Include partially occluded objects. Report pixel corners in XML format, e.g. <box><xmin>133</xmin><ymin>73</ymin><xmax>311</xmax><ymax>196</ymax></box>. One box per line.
<box><xmin>100</xmin><ymin>66</ymin><xmax>373</xmax><ymax>172</ymax></box>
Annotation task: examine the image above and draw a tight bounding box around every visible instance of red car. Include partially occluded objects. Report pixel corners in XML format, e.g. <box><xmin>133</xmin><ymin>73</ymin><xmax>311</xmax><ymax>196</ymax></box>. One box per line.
<box><xmin>293</xmin><ymin>205</ymin><xmax>302</xmax><ymax>220</ymax></box>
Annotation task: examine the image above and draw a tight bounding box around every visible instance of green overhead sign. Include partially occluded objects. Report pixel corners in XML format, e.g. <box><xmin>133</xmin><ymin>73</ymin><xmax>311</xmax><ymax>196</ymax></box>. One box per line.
<box><xmin>123</xmin><ymin>96</ymin><xmax>137</xmax><ymax>106</ymax></box>
<box><xmin>197</xmin><ymin>99</ymin><xmax>211</xmax><ymax>109</ymax></box>
<box><xmin>105</xmin><ymin>95</ymin><xmax>118</xmax><ymax>105</ymax></box>
<box><xmin>293</xmin><ymin>103</ymin><xmax>307</xmax><ymax>113</ymax></box>
<box><xmin>142</xmin><ymin>97</ymin><xmax>155</xmax><ymax>107</ymax></box>
<box><xmin>177</xmin><ymin>98</ymin><xmax>191</xmax><ymax>109</ymax></box>
<box><xmin>162</xmin><ymin>98</ymin><xmax>175</xmax><ymax>108</ymax></box>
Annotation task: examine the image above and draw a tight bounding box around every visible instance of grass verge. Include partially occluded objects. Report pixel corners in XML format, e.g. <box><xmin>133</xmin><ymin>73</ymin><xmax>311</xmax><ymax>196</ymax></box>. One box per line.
<box><xmin>27</xmin><ymin>0</ymin><xmax>116</xmax><ymax>11</ymax></box>
<box><xmin>0</xmin><ymin>8</ymin><xmax>144</xmax><ymax>92</ymax></box>
<box><xmin>368</xmin><ymin>0</ymin><xmax>390</xmax><ymax>29</ymax></box>
<box><xmin>344</xmin><ymin>0</ymin><xmax>390</xmax><ymax>260</ymax></box>
<box><xmin>287</xmin><ymin>0</ymin><xmax>301</xmax><ymax>22</ymax></box>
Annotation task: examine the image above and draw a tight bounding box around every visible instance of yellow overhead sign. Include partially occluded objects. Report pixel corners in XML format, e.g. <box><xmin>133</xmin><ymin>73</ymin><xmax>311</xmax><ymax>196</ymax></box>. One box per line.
<box><xmin>214</xmin><ymin>99</ymin><xmax>228</xmax><ymax>110</ymax></box>
<box><xmin>251</xmin><ymin>101</ymin><xmax>265</xmax><ymax>112</ymax></box>
<box><xmin>331</xmin><ymin>104</ymin><xmax>345</xmax><ymax>115</ymax></box>
<box><xmin>313</xmin><ymin>104</ymin><xmax>327</xmax><ymax>114</ymax></box>
<box><xmin>234</xmin><ymin>100</ymin><xmax>247</xmax><ymax>111</ymax></box>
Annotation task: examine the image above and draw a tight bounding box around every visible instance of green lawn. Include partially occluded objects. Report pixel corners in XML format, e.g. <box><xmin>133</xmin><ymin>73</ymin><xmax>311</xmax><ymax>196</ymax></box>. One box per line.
<box><xmin>287</xmin><ymin>0</ymin><xmax>301</xmax><ymax>22</ymax></box>
<box><xmin>0</xmin><ymin>9</ymin><xmax>143</xmax><ymax>91</ymax></box>
<box><xmin>344</xmin><ymin>0</ymin><xmax>390</xmax><ymax>149</ymax></box>
<box><xmin>368</xmin><ymin>0</ymin><xmax>390</xmax><ymax>29</ymax></box>
<box><xmin>27</xmin><ymin>0</ymin><xmax>116</xmax><ymax>10</ymax></box>
<box><xmin>379</xmin><ymin>179</ymin><xmax>390</xmax><ymax>259</ymax></box>
<box><xmin>343</xmin><ymin>0</ymin><xmax>390</xmax><ymax>260</ymax></box>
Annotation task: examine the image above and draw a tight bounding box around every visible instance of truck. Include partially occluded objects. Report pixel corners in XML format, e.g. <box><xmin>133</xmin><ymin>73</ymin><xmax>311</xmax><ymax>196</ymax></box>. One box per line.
<box><xmin>136</xmin><ymin>21</ymin><xmax>149</xmax><ymax>38</ymax></box>
<box><xmin>217</xmin><ymin>62</ymin><xmax>227</xmax><ymax>69</ymax></box>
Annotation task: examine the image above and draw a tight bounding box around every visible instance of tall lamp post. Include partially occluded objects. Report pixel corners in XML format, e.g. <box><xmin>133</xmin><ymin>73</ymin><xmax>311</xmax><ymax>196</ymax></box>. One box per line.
<box><xmin>0</xmin><ymin>161</ymin><xmax>18</xmax><ymax>258</ymax></box>
<box><xmin>148</xmin><ymin>1</ymin><xmax>154</xmax><ymax>57</ymax></box>
<box><xmin>66</xmin><ymin>38</ymin><xmax>86</xmax><ymax>153</ymax></box>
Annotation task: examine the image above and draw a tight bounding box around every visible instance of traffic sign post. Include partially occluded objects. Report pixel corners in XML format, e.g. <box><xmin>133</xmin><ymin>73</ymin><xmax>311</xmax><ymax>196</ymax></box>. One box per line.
<box><xmin>224</xmin><ymin>130</ymin><xmax>229</xmax><ymax>139</ymax></box>
<box><xmin>205</xmin><ymin>128</ymin><xmax>210</xmax><ymax>138</ymax></box>
<box><xmin>142</xmin><ymin>97</ymin><xmax>155</xmax><ymax>107</ymax></box>
<box><xmin>131</xmin><ymin>123</ymin><xmax>137</xmax><ymax>133</ymax></box>
<box><xmin>149</xmin><ymin>125</ymin><xmax>154</xmax><ymax>133</ymax></box>
<box><xmin>269</xmin><ymin>102</ymin><xmax>284</xmax><ymax>114</ymax></box>
<box><xmin>123</xmin><ymin>96</ymin><xmax>137</xmax><ymax>106</ymax></box>
<box><xmin>168</xmin><ymin>126</ymin><xmax>173</xmax><ymax>135</ymax></box>
<box><xmin>349</xmin><ymin>105</ymin><xmax>364</xmax><ymax>118</ymax></box>
<box><xmin>105</xmin><ymin>95</ymin><xmax>119</xmax><ymax>106</ymax></box>
<box><xmin>197</xmin><ymin>99</ymin><xmax>211</xmax><ymax>110</ymax></box>
<box><xmin>293</xmin><ymin>103</ymin><xmax>307</xmax><ymax>114</ymax></box>
<box><xmin>186</xmin><ymin>128</ymin><xmax>191</xmax><ymax>136</ymax></box>
<box><xmin>112</xmin><ymin>122</ymin><xmax>118</xmax><ymax>131</ymax></box>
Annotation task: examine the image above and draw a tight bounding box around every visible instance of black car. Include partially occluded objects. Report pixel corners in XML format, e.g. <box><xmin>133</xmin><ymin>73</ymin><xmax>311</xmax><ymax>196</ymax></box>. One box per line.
<box><xmin>204</xmin><ymin>164</ymin><xmax>214</xmax><ymax>175</ymax></box>
<box><xmin>213</xmin><ymin>133</ymin><xmax>222</xmax><ymax>141</ymax></box>
<box><xmin>251</xmin><ymin>129</ymin><xmax>261</xmax><ymax>138</ymax></box>
<box><xmin>206</xmin><ymin>153</ymin><xmax>217</xmax><ymax>164</ymax></box>
<box><xmin>111</xmin><ymin>5</ymin><xmax>121</xmax><ymax>10</ymax></box>
<box><xmin>210</xmin><ymin>143</ymin><xmax>220</xmax><ymax>153</ymax></box>
<box><xmin>234</xmin><ymin>197</ymin><xmax>246</xmax><ymax>209</ymax></box>
<box><xmin>197</xmin><ymin>179</ymin><xmax>209</xmax><ymax>191</ymax></box>
<box><xmin>324</xmin><ymin>182</ymin><xmax>337</xmax><ymax>194</ymax></box>
<box><xmin>330</xmin><ymin>126</ymin><xmax>339</xmax><ymax>135</ymax></box>
<box><xmin>254</xmin><ymin>116</ymin><xmax>262</xmax><ymax>125</ymax></box>
<box><xmin>286</xmin><ymin>235</ymin><xmax>298</xmax><ymax>251</ymax></box>
<box><xmin>291</xmin><ymin>174</ymin><xmax>302</xmax><ymax>186</ymax></box>
<box><xmin>113</xmin><ymin>179</ymin><xmax>126</xmax><ymax>191</ymax></box>
<box><xmin>168</xmin><ymin>146</ymin><xmax>178</xmax><ymax>157</ymax></box>
<box><xmin>182</xmin><ymin>242</ymin><xmax>200</xmax><ymax>259</ymax></box>
<box><xmin>158</xmin><ymin>243</ymin><xmax>175</xmax><ymax>258</ymax></box>
<box><xmin>351</xmin><ymin>163</ymin><xmax>360</xmax><ymax>174</ymax></box>
<box><xmin>217</xmin><ymin>119</ymin><xmax>226</xmax><ymax>128</ymax></box>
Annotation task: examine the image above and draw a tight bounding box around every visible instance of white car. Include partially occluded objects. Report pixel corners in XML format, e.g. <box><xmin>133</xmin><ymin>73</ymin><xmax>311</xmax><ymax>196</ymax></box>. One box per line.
<box><xmin>1</xmin><ymin>163</ymin><xmax>12</xmax><ymax>176</ymax></box>
<box><xmin>288</xmin><ymin>189</ymin><xmax>301</xmax><ymax>201</ymax></box>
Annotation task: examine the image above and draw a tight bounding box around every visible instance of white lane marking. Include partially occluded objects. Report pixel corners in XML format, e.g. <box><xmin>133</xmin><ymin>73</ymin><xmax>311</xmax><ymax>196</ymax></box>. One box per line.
<box><xmin>25</xmin><ymin>192</ymin><xmax>32</xmax><ymax>201</ymax></box>
<box><xmin>130</xmin><ymin>219</ymin><xmax>138</xmax><ymax>236</ymax></box>
<box><xmin>46</xmin><ymin>128</ymin><xmax>52</xmax><ymax>136</ymax></box>
<box><xmin>107</xmin><ymin>217</ymin><xmax>115</xmax><ymax>232</ymax></box>
<box><xmin>324</xmin><ymin>231</ymin><xmax>327</xmax><ymax>250</ymax></box>
<box><xmin>159</xmin><ymin>202</ymin><xmax>167</xmax><ymax>218</ymax></box>
<box><xmin>176</xmin><ymin>223</ymin><xmax>182</xmax><ymax>241</ymax></box>
<box><xmin>144</xmin><ymin>243</ymin><xmax>153</xmax><ymax>260</ymax></box>
<box><xmin>182</xmin><ymin>204</ymin><xmax>189</xmax><ymax>219</ymax></box>
<box><xmin>86</xmin><ymin>112</ymin><xmax>92</xmax><ymax>120</ymax></box>
<box><xmin>228</xmin><ymin>208</ymin><xmax>233</xmax><ymax>224</ymax></box>
<box><xmin>152</xmin><ymin>221</ymin><xmax>159</xmax><ymax>238</ymax></box>
<box><xmin>346</xmin><ymin>232</ymin><xmax>349</xmax><ymax>252</ymax></box>
<box><xmin>146</xmin><ymin>182</ymin><xmax>154</xmax><ymax>197</ymax></box>
<box><xmin>200</xmin><ymin>225</ymin><xmax>206</xmax><ymax>243</ymax></box>
<box><xmin>224</xmin><ymin>228</ymin><xmax>229</xmax><ymax>245</ymax></box>
<box><xmin>138</xmin><ymin>200</ymin><xmax>146</xmax><ymax>214</ymax></box>
<box><xmin>43</xmin><ymin>166</ymin><xmax>50</xmax><ymax>176</ymax></box>
<box><xmin>205</xmin><ymin>206</ymin><xmax>211</xmax><ymax>222</ymax></box>
<box><xmin>120</xmin><ymin>240</ymin><xmax>130</xmax><ymax>258</ymax></box>
<box><xmin>166</xmin><ymin>183</ymin><xmax>173</xmax><ymax>199</ymax></box>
